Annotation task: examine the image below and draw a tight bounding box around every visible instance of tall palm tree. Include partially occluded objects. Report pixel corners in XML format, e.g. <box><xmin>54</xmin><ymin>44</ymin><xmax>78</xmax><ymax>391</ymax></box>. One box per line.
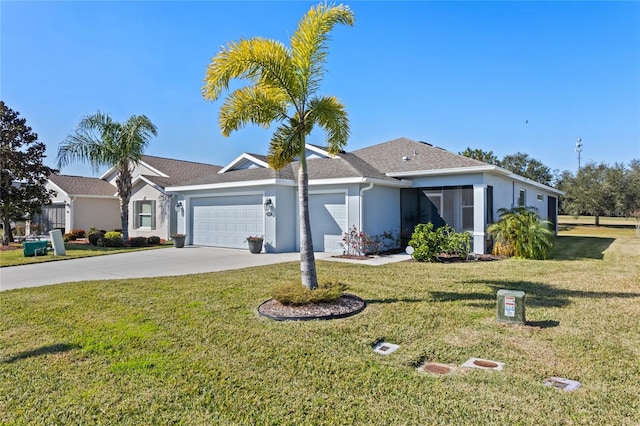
<box><xmin>57</xmin><ymin>112</ymin><xmax>157</xmax><ymax>241</ymax></box>
<box><xmin>203</xmin><ymin>3</ymin><xmax>354</xmax><ymax>290</ymax></box>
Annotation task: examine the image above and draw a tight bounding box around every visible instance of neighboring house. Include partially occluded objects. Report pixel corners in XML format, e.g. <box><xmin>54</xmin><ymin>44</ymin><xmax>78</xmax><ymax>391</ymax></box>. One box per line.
<box><xmin>167</xmin><ymin>137</ymin><xmax>564</xmax><ymax>254</ymax></box>
<box><xmin>38</xmin><ymin>174</ymin><xmax>121</xmax><ymax>234</ymax></box>
<box><xmin>36</xmin><ymin>156</ymin><xmax>221</xmax><ymax>239</ymax></box>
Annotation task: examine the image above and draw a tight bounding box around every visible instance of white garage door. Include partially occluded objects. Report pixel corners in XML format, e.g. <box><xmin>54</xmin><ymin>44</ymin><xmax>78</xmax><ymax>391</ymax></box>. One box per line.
<box><xmin>192</xmin><ymin>195</ymin><xmax>263</xmax><ymax>248</ymax></box>
<box><xmin>308</xmin><ymin>193</ymin><xmax>347</xmax><ymax>253</ymax></box>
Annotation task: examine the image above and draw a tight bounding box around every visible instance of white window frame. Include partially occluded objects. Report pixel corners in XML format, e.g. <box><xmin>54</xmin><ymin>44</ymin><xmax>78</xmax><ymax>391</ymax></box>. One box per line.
<box><xmin>133</xmin><ymin>200</ymin><xmax>156</xmax><ymax>229</ymax></box>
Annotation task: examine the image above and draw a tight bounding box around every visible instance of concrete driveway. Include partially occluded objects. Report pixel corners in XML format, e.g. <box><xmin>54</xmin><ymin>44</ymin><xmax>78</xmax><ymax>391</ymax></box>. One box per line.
<box><xmin>0</xmin><ymin>246</ymin><xmax>335</xmax><ymax>292</ymax></box>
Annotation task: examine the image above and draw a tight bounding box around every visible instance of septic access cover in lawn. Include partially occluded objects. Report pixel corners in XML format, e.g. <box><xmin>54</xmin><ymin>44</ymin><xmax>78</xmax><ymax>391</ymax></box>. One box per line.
<box><xmin>461</xmin><ymin>357</ymin><xmax>505</xmax><ymax>371</ymax></box>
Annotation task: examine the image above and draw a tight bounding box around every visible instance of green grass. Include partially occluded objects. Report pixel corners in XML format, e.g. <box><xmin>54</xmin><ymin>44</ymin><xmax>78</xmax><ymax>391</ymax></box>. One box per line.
<box><xmin>1</xmin><ymin>233</ymin><xmax>639</xmax><ymax>424</ymax></box>
<box><xmin>0</xmin><ymin>242</ymin><xmax>171</xmax><ymax>267</ymax></box>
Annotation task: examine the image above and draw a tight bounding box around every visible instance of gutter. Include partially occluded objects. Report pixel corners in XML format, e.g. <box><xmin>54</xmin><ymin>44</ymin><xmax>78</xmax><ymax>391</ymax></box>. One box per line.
<box><xmin>359</xmin><ymin>182</ymin><xmax>375</xmax><ymax>232</ymax></box>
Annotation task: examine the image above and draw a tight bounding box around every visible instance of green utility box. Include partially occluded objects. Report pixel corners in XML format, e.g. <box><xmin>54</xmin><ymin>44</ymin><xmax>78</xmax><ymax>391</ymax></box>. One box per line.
<box><xmin>497</xmin><ymin>289</ymin><xmax>525</xmax><ymax>324</ymax></box>
<box><xmin>23</xmin><ymin>240</ymin><xmax>49</xmax><ymax>257</ymax></box>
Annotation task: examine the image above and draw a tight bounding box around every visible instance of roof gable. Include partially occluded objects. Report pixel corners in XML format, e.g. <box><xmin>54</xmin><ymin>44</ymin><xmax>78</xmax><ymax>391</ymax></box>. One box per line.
<box><xmin>219</xmin><ymin>153</ymin><xmax>269</xmax><ymax>173</ymax></box>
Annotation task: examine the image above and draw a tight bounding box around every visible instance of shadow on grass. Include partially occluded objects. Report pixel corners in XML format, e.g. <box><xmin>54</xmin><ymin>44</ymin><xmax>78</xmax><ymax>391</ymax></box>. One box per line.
<box><xmin>1</xmin><ymin>343</ymin><xmax>80</xmax><ymax>364</ymax></box>
<box><xmin>550</xmin><ymin>235</ymin><xmax>615</xmax><ymax>260</ymax></box>
<box><xmin>365</xmin><ymin>297</ymin><xmax>426</xmax><ymax>305</ymax></box>
<box><xmin>431</xmin><ymin>279</ymin><xmax>640</xmax><ymax>309</ymax></box>
<box><xmin>526</xmin><ymin>320</ymin><xmax>560</xmax><ymax>328</ymax></box>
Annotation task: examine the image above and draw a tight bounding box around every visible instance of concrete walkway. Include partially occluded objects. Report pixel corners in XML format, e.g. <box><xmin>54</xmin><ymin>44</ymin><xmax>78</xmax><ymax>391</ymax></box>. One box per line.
<box><xmin>0</xmin><ymin>246</ymin><xmax>410</xmax><ymax>291</ymax></box>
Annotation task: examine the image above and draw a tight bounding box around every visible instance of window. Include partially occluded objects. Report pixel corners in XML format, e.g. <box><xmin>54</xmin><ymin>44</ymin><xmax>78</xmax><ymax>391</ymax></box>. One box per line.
<box><xmin>537</xmin><ymin>193</ymin><xmax>544</xmax><ymax>202</ymax></box>
<box><xmin>518</xmin><ymin>189</ymin><xmax>526</xmax><ymax>207</ymax></box>
<box><xmin>461</xmin><ymin>187</ymin><xmax>474</xmax><ymax>230</ymax></box>
<box><xmin>134</xmin><ymin>200</ymin><xmax>155</xmax><ymax>229</ymax></box>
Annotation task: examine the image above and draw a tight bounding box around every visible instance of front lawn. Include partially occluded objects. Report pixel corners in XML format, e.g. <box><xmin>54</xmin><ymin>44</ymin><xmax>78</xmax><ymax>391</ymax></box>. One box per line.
<box><xmin>1</xmin><ymin>233</ymin><xmax>639</xmax><ymax>424</ymax></box>
<box><xmin>0</xmin><ymin>241</ymin><xmax>171</xmax><ymax>267</ymax></box>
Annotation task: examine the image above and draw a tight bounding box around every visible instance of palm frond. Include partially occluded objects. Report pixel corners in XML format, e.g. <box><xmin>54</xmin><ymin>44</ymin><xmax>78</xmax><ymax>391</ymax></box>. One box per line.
<box><xmin>306</xmin><ymin>95</ymin><xmax>349</xmax><ymax>155</ymax></box>
<box><xmin>290</xmin><ymin>3</ymin><xmax>354</xmax><ymax>95</ymax></box>
<box><xmin>219</xmin><ymin>86</ymin><xmax>289</xmax><ymax>136</ymax></box>
<box><xmin>268</xmin><ymin>123</ymin><xmax>301</xmax><ymax>170</ymax></box>
<box><xmin>203</xmin><ymin>38</ymin><xmax>298</xmax><ymax>102</ymax></box>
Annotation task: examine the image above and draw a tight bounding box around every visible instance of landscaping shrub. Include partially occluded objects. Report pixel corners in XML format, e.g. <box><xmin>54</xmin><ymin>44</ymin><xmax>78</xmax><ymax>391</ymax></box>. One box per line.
<box><xmin>408</xmin><ymin>223</ymin><xmax>470</xmax><ymax>262</ymax></box>
<box><xmin>341</xmin><ymin>226</ymin><xmax>399</xmax><ymax>256</ymax></box>
<box><xmin>98</xmin><ymin>231</ymin><xmax>123</xmax><ymax>247</ymax></box>
<box><xmin>128</xmin><ymin>237</ymin><xmax>148</xmax><ymax>247</ymax></box>
<box><xmin>272</xmin><ymin>281</ymin><xmax>347</xmax><ymax>305</ymax></box>
<box><xmin>70</xmin><ymin>229</ymin><xmax>86</xmax><ymax>238</ymax></box>
<box><xmin>488</xmin><ymin>206</ymin><xmax>554</xmax><ymax>259</ymax></box>
<box><xmin>147</xmin><ymin>236</ymin><xmax>161</xmax><ymax>245</ymax></box>
<box><xmin>88</xmin><ymin>232</ymin><xmax>105</xmax><ymax>246</ymax></box>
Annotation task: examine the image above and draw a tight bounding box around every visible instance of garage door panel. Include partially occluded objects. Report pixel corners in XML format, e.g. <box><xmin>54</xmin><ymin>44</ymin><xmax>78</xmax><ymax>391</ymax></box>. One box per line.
<box><xmin>309</xmin><ymin>193</ymin><xmax>347</xmax><ymax>253</ymax></box>
<box><xmin>192</xmin><ymin>195</ymin><xmax>263</xmax><ymax>248</ymax></box>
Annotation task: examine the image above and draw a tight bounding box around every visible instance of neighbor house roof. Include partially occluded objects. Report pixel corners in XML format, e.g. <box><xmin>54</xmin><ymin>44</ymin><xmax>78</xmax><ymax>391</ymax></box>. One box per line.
<box><xmin>48</xmin><ymin>174</ymin><xmax>117</xmax><ymax>197</ymax></box>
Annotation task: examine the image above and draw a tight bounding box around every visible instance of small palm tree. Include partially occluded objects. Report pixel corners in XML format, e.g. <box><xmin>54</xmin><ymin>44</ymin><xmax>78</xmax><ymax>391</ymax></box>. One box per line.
<box><xmin>488</xmin><ymin>206</ymin><xmax>554</xmax><ymax>259</ymax></box>
<box><xmin>57</xmin><ymin>112</ymin><xmax>158</xmax><ymax>241</ymax></box>
<box><xmin>202</xmin><ymin>3</ymin><xmax>354</xmax><ymax>290</ymax></box>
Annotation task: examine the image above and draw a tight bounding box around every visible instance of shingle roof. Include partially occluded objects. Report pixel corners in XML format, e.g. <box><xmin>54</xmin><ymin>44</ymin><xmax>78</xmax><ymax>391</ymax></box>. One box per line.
<box><xmin>352</xmin><ymin>137</ymin><xmax>488</xmax><ymax>174</ymax></box>
<box><xmin>48</xmin><ymin>174</ymin><xmax>117</xmax><ymax>197</ymax></box>
<box><xmin>140</xmin><ymin>155</ymin><xmax>222</xmax><ymax>186</ymax></box>
<box><xmin>168</xmin><ymin>137</ymin><xmax>492</xmax><ymax>188</ymax></box>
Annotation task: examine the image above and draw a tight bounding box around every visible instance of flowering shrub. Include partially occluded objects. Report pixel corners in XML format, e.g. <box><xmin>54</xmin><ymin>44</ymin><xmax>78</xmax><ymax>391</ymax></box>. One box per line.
<box><xmin>341</xmin><ymin>226</ymin><xmax>398</xmax><ymax>256</ymax></box>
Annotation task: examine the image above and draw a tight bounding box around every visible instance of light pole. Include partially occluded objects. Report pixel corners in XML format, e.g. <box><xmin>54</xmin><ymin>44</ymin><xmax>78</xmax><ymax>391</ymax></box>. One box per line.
<box><xmin>575</xmin><ymin>137</ymin><xmax>583</xmax><ymax>170</ymax></box>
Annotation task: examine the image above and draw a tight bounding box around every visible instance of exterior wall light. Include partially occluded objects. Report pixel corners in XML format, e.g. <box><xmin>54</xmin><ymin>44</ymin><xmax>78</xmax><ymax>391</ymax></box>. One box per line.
<box><xmin>175</xmin><ymin>201</ymin><xmax>183</xmax><ymax>213</ymax></box>
<box><xmin>264</xmin><ymin>198</ymin><xmax>274</xmax><ymax>216</ymax></box>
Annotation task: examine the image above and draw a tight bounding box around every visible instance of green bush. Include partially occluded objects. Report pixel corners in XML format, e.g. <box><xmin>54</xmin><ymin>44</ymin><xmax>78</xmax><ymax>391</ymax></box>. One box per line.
<box><xmin>88</xmin><ymin>232</ymin><xmax>105</xmax><ymax>246</ymax></box>
<box><xmin>408</xmin><ymin>223</ymin><xmax>470</xmax><ymax>262</ymax></box>
<box><xmin>128</xmin><ymin>237</ymin><xmax>148</xmax><ymax>247</ymax></box>
<box><xmin>272</xmin><ymin>281</ymin><xmax>347</xmax><ymax>306</ymax></box>
<box><xmin>147</xmin><ymin>236</ymin><xmax>161</xmax><ymax>245</ymax></box>
<box><xmin>488</xmin><ymin>206</ymin><xmax>554</xmax><ymax>259</ymax></box>
<box><xmin>98</xmin><ymin>231</ymin><xmax>124</xmax><ymax>247</ymax></box>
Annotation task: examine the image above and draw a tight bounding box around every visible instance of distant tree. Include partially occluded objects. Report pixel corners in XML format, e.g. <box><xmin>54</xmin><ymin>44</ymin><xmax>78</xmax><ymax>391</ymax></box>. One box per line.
<box><xmin>202</xmin><ymin>3</ymin><xmax>354</xmax><ymax>291</ymax></box>
<box><xmin>558</xmin><ymin>160</ymin><xmax>640</xmax><ymax>225</ymax></box>
<box><xmin>57</xmin><ymin>112</ymin><xmax>157</xmax><ymax>241</ymax></box>
<box><xmin>560</xmin><ymin>162</ymin><xmax>609</xmax><ymax>226</ymax></box>
<box><xmin>624</xmin><ymin>160</ymin><xmax>640</xmax><ymax>218</ymax></box>
<box><xmin>500</xmin><ymin>152</ymin><xmax>553</xmax><ymax>186</ymax></box>
<box><xmin>459</xmin><ymin>147</ymin><xmax>499</xmax><ymax>165</ymax></box>
<box><xmin>0</xmin><ymin>101</ymin><xmax>58</xmax><ymax>244</ymax></box>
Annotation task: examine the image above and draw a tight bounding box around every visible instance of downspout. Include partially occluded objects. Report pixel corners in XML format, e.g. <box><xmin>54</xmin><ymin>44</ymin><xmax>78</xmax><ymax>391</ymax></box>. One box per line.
<box><xmin>359</xmin><ymin>182</ymin><xmax>374</xmax><ymax>232</ymax></box>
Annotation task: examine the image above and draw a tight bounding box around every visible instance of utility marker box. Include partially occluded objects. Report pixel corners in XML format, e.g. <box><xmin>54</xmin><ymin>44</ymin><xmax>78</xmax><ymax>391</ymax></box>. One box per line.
<box><xmin>497</xmin><ymin>289</ymin><xmax>525</xmax><ymax>324</ymax></box>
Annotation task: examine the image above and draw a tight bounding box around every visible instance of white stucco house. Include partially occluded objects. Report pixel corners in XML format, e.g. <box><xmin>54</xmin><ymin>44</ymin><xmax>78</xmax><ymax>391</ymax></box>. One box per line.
<box><xmin>167</xmin><ymin>137</ymin><xmax>563</xmax><ymax>254</ymax></box>
<box><xmin>36</xmin><ymin>156</ymin><xmax>221</xmax><ymax>239</ymax></box>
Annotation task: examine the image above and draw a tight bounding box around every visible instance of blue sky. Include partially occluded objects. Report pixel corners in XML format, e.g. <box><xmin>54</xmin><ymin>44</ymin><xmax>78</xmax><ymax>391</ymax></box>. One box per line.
<box><xmin>2</xmin><ymin>1</ymin><xmax>639</xmax><ymax>178</ymax></box>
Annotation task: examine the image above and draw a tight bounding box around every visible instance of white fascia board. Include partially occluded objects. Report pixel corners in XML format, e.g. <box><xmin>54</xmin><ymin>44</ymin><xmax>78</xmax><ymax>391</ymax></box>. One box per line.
<box><xmin>166</xmin><ymin>178</ymin><xmax>295</xmax><ymax>193</ymax></box>
<box><xmin>386</xmin><ymin>165</ymin><xmax>498</xmax><ymax>178</ymax></box>
<box><xmin>508</xmin><ymin>173</ymin><xmax>565</xmax><ymax>195</ymax></box>
<box><xmin>387</xmin><ymin>165</ymin><xmax>564</xmax><ymax>195</ymax></box>
<box><xmin>46</xmin><ymin>180</ymin><xmax>68</xmax><ymax>197</ymax></box>
<box><xmin>66</xmin><ymin>194</ymin><xmax>119</xmax><ymax>200</ymax></box>
<box><xmin>99</xmin><ymin>166</ymin><xmax>117</xmax><ymax>181</ymax></box>
<box><xmin>133</xmin><ymin>175</ymin><xmax>165</xmax><ymax>193</ymax></box>
<box><xmin>218</xmin><ymin>153</ymin><xmax>269</xmax><ymax>174</ymax></box>
<box><xmin>308</xmin><ymin>177</ymin><xmax>412</xmax><ymax>188</ymax></box>
<box><xmin>137</xmin><ymin>160</ymin><xmax>169</xmax><ymax>178</ymax></box>
<box><xmin>305</xmin><ymin>143</ymin><xmax>335</xmax><ymax>159</ymax></box>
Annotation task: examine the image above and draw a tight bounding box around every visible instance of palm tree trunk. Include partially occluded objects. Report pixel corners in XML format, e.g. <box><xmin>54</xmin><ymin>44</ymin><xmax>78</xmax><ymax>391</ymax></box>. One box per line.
<box><xmin>116</xmin><ymin>168</ymin><xmax>132</xmax><ymax>241</ymax></box>
<box><xmin>298</xmin><ymin>152</ymin><xmax>318</xmax><ymax>290</ymax></box>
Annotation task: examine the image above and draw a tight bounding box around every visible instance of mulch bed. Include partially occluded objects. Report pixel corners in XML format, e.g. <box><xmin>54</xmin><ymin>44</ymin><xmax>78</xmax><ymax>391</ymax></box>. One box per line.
<box><xmin>258</xmin><ymin>293</ymin><xmax>366</xmax><ymax>321</ymax></box>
